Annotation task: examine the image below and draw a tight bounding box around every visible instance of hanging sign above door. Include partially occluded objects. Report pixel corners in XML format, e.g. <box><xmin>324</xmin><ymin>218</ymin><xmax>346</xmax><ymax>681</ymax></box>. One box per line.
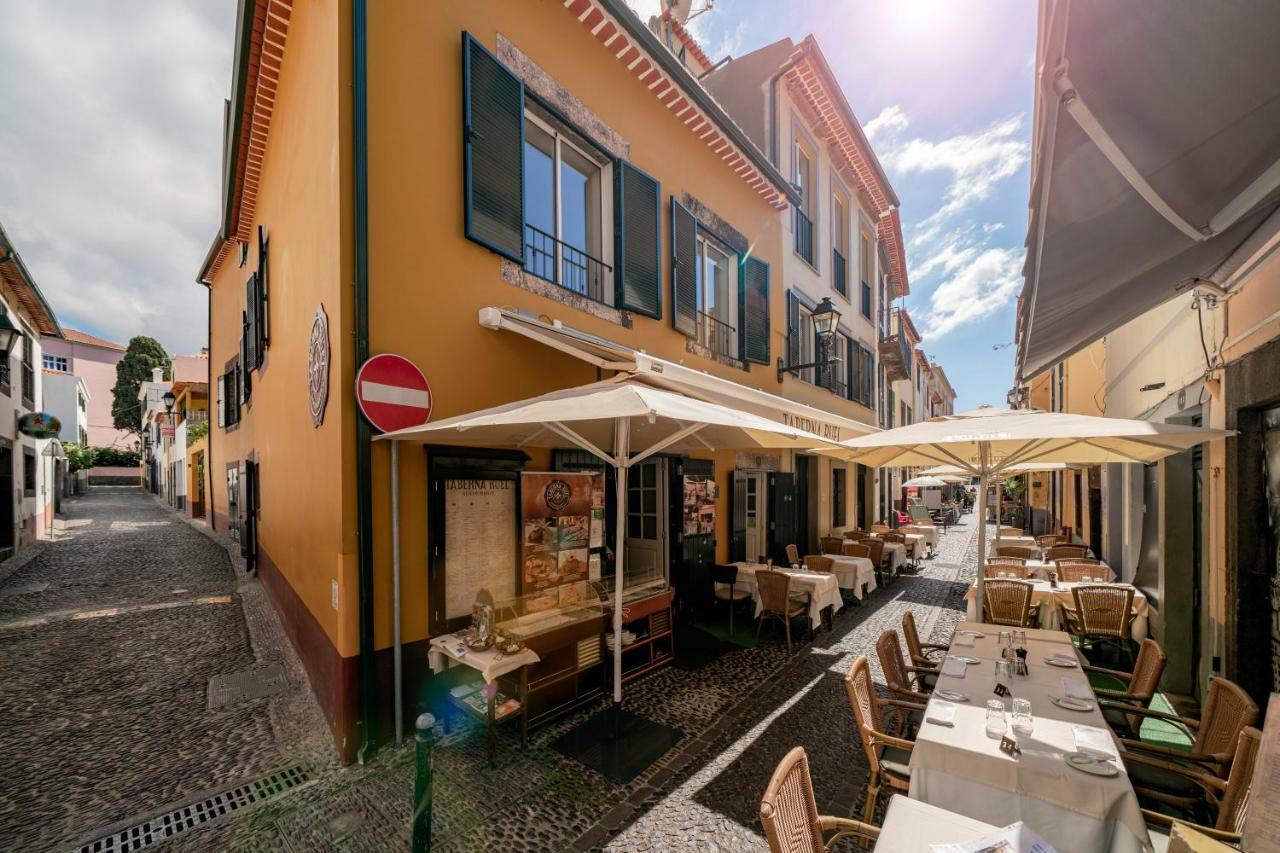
<box><xmin>355</xmin><ymin>353</ymin><xmax>432</xmax><ymax>434</ymax></box>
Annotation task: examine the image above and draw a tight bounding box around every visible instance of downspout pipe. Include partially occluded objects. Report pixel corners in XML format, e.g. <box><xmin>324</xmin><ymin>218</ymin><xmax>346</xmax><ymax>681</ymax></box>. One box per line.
<box><xmin>767</xmin><ymin>48</ymin><xmax>806</xmax><ymax>167</ymax></box>
<box><xmin>203</xmin><ymin>279</ymin><xmax>214</xmax><ymax>532</ymax></box>
<box><xmin>353</xmin><ymin>0</ymin><xmax>377</xmax><ymax>764</ymax></box>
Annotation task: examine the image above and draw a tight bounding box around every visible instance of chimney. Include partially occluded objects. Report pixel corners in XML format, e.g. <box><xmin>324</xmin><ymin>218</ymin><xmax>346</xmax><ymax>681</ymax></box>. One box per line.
<box><xmin>152</xmin><ymin>367</ymin><xmax>163</xmax><ymax>383</ymax></box>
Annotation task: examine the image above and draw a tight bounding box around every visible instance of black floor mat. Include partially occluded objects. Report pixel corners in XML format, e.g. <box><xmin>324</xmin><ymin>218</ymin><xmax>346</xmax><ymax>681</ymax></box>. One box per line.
<box><xmin>552</xmin><ymin>707</ymin><xmax>683</xmax><ymax>784</ymax></box>
<box><xmin>672</xmin><ymin>621</ymin><xmax>737</xmax><ymax>671</ymax></box>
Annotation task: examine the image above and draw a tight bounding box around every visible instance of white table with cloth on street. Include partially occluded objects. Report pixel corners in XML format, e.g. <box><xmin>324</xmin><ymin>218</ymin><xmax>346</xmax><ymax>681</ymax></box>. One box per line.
<box><xmin>903</xmin><ymin>533</ymin><xmax>928</xmax><ymax>561</ymax></box>
<box><xmin>731</xmin><ymin>563</ymin><xmax>842</xmax><ymax>628</ymax></box>
<box><xmin>826</xmin><ymin>555</ymin><xmax>877</xmax><ymax>600</ymax></box>
<box><xmin>901</xmin><ymin>523</ymin><xmax>938</xmax><ymax>549</ymax></box>
<box><xmin>876</xmin><ymin>794</ymin><xmax>998</xmax><ymax>848</ymax></box>
<box><xmin>1025</xmin><ymin>559</ymin><xmax>1117</xmax><ymax>582</ymax></box>
<box><xmin>990</xmin><ymin>537</ymin><xmax>1096</xmax><ymax>560</ymax></box>
<box><xmin>909</xmin><ymin>622</ymin><xmax>1153</xmax><ymax>853</ymax></box>
<box><xmin>964</xmin><ymin>580</ymin><xmax>1148</xmax><ymax>640</ymax></box>
<box><xmin>878</xmin><ymin>540</ymin><xmax>908</xmax><ymax>572</ymax></box>
<box><xmin>428</xmin><ymin>633</ymin><xmax>540</xmax><ymax>682</ymax></box>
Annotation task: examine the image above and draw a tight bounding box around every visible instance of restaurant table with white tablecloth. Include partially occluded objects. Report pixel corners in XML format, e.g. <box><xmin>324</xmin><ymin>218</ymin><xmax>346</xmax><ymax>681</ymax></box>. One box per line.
<box><xmin>903</xmin><ymin>533</ymin><xmax>927</xmax><ymax>561</ymax></box>
<box><xmin>989</xmin><ymin>537</ymin><xmax>1096</xmax><ymax>560</ymax></box>
<box><xmin>909</xmin><ymin>622</ymin><xmax>1154</xmax><ymax>853</ymax></box>
<box><xmin>964</xmin><ymin>580</ymin><xmax>1148</xmax><ymax>641</ymax></box>
<box><xmin>1024</xmin><ymin>559</ymin><xmax>1116</xmax><ymax>582</ymax></box>
<box><xmin>876</xmin><ymin>794</ymin><xmax>999</xmax><ymax>848</ymax></box>
<box><xmin>878</xmin><ymin>540</ymin><xmax>908</xmax><ymax>572</ymax></box>
<box><xmin>825</xmin><ymin>555</ymin><xmax>877</xmax><ymax>599</ymax></box>
<box><xmin>901</xmin><ymin>523</ymin><xmax>938</xmax><ymax>548</ymax></box>
<box><xmin>731</xmin><ymin>563</ymin><xmax>843</xmax><ymax>628</ymax></box>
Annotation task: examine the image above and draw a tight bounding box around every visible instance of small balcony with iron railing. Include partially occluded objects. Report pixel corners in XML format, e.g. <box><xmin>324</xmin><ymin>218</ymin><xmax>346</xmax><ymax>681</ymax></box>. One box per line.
<box><xmin>794</xmin><ymin>207</ymin><xmax>814</xmax><ymax>266</ymax></box>
<box><xmin>878</xmin><ymin>307</ymin><xmax>913</xmax><ymax>382</ymax></box>
<box><xmin>696</xmin><ymin>310</ymin><xmax>737</xmax><ymax>359</ymax></box>
<box><xmin>832</xmin><ymin>249</ymin><xmax>847</xmax><ymax>298</ymax></box>
<box><xmin>524</xmin><ymin>224</ymin><xmax>611</xmax><ymax>303</ymax></box>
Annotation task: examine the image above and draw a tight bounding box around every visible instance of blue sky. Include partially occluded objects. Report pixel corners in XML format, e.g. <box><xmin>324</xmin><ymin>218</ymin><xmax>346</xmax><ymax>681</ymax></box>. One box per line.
<box><xmin>632</xmin><ymin>0</ymin><xmax>1037</xmax><ymax>411</ymax></box>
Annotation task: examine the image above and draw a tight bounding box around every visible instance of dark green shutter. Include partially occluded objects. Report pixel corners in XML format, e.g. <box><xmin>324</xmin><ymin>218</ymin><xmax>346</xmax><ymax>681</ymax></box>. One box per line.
<box><xmin>257</xmin><ymin>225</ymin><xmax>269</xmax><ymax>348</ymax></box>
<box><xmin>616</xmin><ymin>162</ymin><xmax>661</xmax><ymax>318</ymax></box>
<box><xmin>847</xmin><ymin>336</ymin><xmax>857</xmax><ymax>401</ymax></box>
<box><xmin>462</xmin><ymin>33</ymin><xmax>524</xmax><ymax>262</ymax></box>
<box><xmin>244</xmin><ymin>276</ymin><xmax>257</xmax><ymax>370</ymax></box>
<box><xmin>786</xmin><ymin>290</ymin><xmax>800</xmax><ymax>367</ymax></box>
<box><xmin>671</xmin><ymin>198</ymin><xmax>697</xmax><ymax>336</ymax></box>
<box><xmin>740</xmin><ymin>256</ymin><xmax>770</xmax><ymax>364</ymax></box>
<box><xmin>863</xmin><ymin>347</ymin><xmax>874</xmax><ymax>406</ymax></box>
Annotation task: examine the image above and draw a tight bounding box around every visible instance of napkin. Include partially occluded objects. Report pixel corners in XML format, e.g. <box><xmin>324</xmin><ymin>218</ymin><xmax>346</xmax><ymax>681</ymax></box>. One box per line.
<box><xmin>925</xmin><ymin>700</ymin><xmax>957</xmax><ymax>727</ymax></box>
<box><xmin>953</xmin><ymin>633</ymin><xmax>975</xmax><ymax>647</ymax></box>
<box><xmin>1072</xmin><ymin>724</ymin><xmax>1118</xmax><ymax>760</ymax></box>
<box><xmin>941</xmin><ymin>657</ymin><xmax>968</xmax><ymax>678</ymax></box>
<box><xmin>1061</xmin><ymin>678</ymin><xmax>1091</xmax><ymax>700</ymax></box>
<box><xmin>1047</xmin><ymin>651</ymin><xmax>1077</xmax><ymax>666</ymax></box>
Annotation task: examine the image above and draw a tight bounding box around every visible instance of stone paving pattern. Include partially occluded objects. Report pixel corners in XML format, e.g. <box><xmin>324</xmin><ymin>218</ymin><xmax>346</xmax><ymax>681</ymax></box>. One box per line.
<box><xmin>2</xmin><ymin>488</ymin><xmax>979</xmax><ymax>852</ymax></box>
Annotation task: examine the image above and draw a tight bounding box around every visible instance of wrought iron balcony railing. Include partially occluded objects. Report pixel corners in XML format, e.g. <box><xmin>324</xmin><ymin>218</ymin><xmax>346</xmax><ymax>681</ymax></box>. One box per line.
<box><xmin>524</xmin><ymin>223</ymin><xmax>611</xmax><ymax>303</ymax></box>
<box><xmin>794</xmin><ymin>208</ymin><xmax>814</xmax><ymax>266</ymax></box>
<box><xmin>696</xmin><ymin>310</ymin><xmax>737</xmax><ymax>359</ymax></box>
<box><xmin>832</xmin><ymin>249</ymin><xmax>847</xmax><ymax>298</ymax></box>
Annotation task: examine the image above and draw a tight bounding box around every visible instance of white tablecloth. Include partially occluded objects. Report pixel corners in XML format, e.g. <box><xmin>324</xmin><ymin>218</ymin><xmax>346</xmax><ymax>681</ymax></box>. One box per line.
<box><xmin>878</xmin><ymin>794</ymin><xmax>998</xmax><ymax>848</ymax></box>
<box><xmin>1025</xmin><ymin>559</ymin><xmax>1116</xmax><ymax>582</ymax></box>
<box><xmin>965</xmin><ymin>581</ymin><xmax>1148</xmax><ymax>641</ymax></box>
<box><xmin>826</xmin><ymin>555</ymin><xmax>877</xmax><ymax>599</ymax></box>
<box><xmin>990</xmin><ymin>537</ymin><xmax>1096</xmax><ymax>560</ymax></box>
<box><xmin>909</xmin><ymin>626</ymin><xmax>1153</xmax><ymax>853</ymax></box>
<box><xmin>904</xmin><ymin>533</ymin><xmax>927</xmax><ymax>560</ymax></box>
<box><xmin>902</xmin><ymin>524</ymin><xmax>938</xmax><ymax>548</ymax></box>
<box><xmin>428</xmin><ymin>634</ymin><xmax>540</xmax><ymax>683</ymax></box>
<box><xmin>879</xmin><ymin>540</ymin><xmax>908</xmax><ymax>572</ymax></box>
<box><xmin>733</xmin><ymin>563</ymin><xmax>842</xmax><ymax>628</ymax></box>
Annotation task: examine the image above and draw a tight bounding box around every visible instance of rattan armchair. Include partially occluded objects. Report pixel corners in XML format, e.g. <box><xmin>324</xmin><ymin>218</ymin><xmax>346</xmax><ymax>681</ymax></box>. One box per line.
<box><xmin>983</xmin><ymin>561</ymin><xmax>1031</xmax><ymax>579</ymax></box>
<box><xmin>1119</xmin><ymin>677</ymin><xmax>1259</xmax><ymax>794</ymax></box>
<box><xmin>993</xmin><ymin>545</ymin><xmax>1035</xmax><ymax>559</ymax></box>
<box><xmin>876</xmin><ymin>629</ymin><xmax>934</xmax><ymax>703</ymax></box>
<box><xmin>843</xmin><ymin>529</ymin><xmax>868</xmax><ymax>541</ymax></box>
<box><xmin>1090</xmin><ymin>638</ymin><xmax>1167</xmax><ymax>738</ymax></box>
<box><xmin>982</xmin><ymin>579</ymin><xmax>1040</xmax><ymax>627</ymax></box>
<box><xmin>863</xmin><ymin>538</ymin><xmax>888</xmax><ymax>585</ymax></box>
<box><xmin>819</xmin><ymin>537</ymin><xmax>845</xmax><ymax>556</ymax></box>
<box><xmin>760</xmin><ymin>747</ymin><xmax>880</xmax><ymax>853</ymax></box>
<box><xmin>996</xmin><ymin>526</ymin><xmax>1022</xmax><ymax>538</ymax></box>
<box><xmin>901</xmin><ymin>610</ymin><xmax>948</xmax><ymax>669</ymax></box>
<box><xmin>756</xmin><ymin>569</ymin><xmax>811</xmax><ymax>653</ymax></box>
<box><xmin>841</xmin><ymin>541</ymin><xmax>871</xmax><ymax>559</ymax></box>
<box><xmin>1036</xmin><ymin>534</ymin><xmax>1065</xmax><ymax>548</ymax></box>
<box><xmin>844</xmin><ymin>656</ymin><xmax>919</xmax><ymax>824</ymax></box>
<box><xmin>870</xmin><ymin>523</ymin><xmax>891</xmax><ymax>534</ymax></box>
<box><xmin>804</xmin><ymin>555</ymin><xmax>834</xmax><ymax>573</ymax></box>
<box><xmin>1045</xmin><ymin>544</ymin><xmax>1088</xmax><ymax>561</ymax></box>
<box><xmin>1060</xmin><ymin>584</ymin><xmax>1136</xmax><ymax>661</ymax></box>
<box><xmin>785</xmin><ymin>543</ymin><xmax>801</xmax><ymax>566</ymax></box>
<box><xmin>1054</xmin><ymin>559</ymin><xmax>1105</xmax><ymax>583</ymax></box>
<box><xmin>1133</xmin><ymin>726</ymin><xmax>1260</xmax><ymax>848</ymax></box>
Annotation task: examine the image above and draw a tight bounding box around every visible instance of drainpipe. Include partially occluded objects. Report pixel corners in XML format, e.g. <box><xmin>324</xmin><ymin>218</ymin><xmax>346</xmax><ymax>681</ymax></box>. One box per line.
<box><xmin>767</xmin><ymin>47</ymin><xmax>807</xmax><ymax>167</ymax></box>
<box><xmin>353</xmin><ymin>0</ymin><xmax>377</xmax><ymax>764</ymax></box>
<box><xmin>203</xmin><ymin>279</ymin><xmax>214</xmax><ymax>531</ymax></box>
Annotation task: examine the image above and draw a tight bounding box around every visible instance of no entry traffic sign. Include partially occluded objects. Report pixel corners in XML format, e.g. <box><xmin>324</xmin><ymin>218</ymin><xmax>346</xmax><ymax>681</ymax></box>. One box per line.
<box><xmin>355</xmin><ymin>354</ymin><xmax>432</xmax><ymax>434</ymax></box>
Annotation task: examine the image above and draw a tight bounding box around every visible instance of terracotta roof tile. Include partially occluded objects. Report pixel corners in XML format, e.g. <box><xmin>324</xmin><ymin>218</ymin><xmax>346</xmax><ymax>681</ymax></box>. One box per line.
<box><xmin>62</xmin><ymin>327</ymin><xmax>127</xmax><ymax>351</ymax></box>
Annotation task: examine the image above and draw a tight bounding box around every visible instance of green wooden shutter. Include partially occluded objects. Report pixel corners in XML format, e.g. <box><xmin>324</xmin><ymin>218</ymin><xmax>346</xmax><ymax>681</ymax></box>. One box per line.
<box><xmin>847</xmin><ymin>336</ymin><xmax>857</xmax><ymax>401</ymax></box>
<box><xmin>257</xmin><ymin>225</ymin><xmax>269</xmax><ymax>349</ymax></box>
<box><xmin>786</xmin><ymin>290</ymin><xmax>800</xmax><ymax>367</ymax></box>
<box><xmin>462</xmin><ymin>33</ymin><xmax>524</xmax><ymax>262</ymax></box>
<box><xmin>244</xmin><ymin>276</ymin><xmax>258</xmax><ymax>370</ymax></box>
<box><xmin>740</xmin><ymin>256</ymin><xmax>770</xmax><ymax>364</ymax></box>
<box><xmin>863</xmin><ymin>347</ymin><xmax>875</xmax><ymax>406</ymax></box>
<box><xmin>670</xmin><ymin>198</ymin><xmax>697</xmax><ymax>336</ymax></box>
<box><xmin>616</xmin><ymin>162</ymin><xmax>661</xmax><ymax>318</ymax></box>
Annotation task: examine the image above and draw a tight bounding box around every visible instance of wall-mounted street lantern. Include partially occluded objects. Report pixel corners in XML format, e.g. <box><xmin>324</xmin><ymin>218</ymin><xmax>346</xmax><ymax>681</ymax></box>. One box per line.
<box><xmin>777</xmin><ymin>296</ymin><xmax>841</xmax><ymax>382</ymax></box>
<box><xmin>162</xmin><ymin>390</ymin><xmax>177</xmax><ymax>414</ymax></box>
<box><xmin>0</xmin><ymin>307</ymin><xmax>22</xmax><ymax>355</ymax></box>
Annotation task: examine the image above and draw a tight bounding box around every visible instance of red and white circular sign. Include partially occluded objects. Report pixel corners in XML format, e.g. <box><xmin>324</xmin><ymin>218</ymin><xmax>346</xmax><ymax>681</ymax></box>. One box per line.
<box><xmin>355</xmin><ymin>354</ymin><xmax>432</xmax><ymax>434</ymax></box>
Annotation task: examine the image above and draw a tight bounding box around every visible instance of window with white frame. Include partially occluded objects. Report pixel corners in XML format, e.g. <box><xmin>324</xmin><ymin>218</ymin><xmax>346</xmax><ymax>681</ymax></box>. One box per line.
<box><xmin>522</xmin><ymin>109</ymin><xmax>613</xmax><ymax>303</ymax></box>
<box><xmin>43</xmin><ymin>355</ymin><xmax>68</xmax><ymax>373</ymax></box>
<box><xmin>793</xmin><ymin>136</ymin><xmax>816</xmax><ymax>264</ymax></box>
<box><xmin>827</xmin><ymin>330</ymin><xmax>851</xmax><ymax>395</ymax></box>
<box><xmin>797</xmin><ymin>304</ymin><xmax>815</xmax><ymax>383</ymax></box>
<box><xmin>859</xmin><ymin>227</ymin><xmax>874</xmax><ymax>319</ymax></box>
<box><xmin>695</xmin><ymin>233</ymin><xmax>737</xmax><ymax>357</ymax></box>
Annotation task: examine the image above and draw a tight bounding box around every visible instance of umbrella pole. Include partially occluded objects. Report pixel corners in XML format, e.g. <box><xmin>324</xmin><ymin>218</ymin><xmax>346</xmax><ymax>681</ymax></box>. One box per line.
<box><xmin>612</xmin><ymin>417</ymin><xmax>629</xmax><ymax>709</ymax></box>
<box><xmin>975</xmin><ymin>445</ymin><xmax>989</xmax><ymax>624</ymax></box>
<box><xmin>994</xmin><ymin>478</ymin><xmax>1003</xmax><ymax>546</ymax></box>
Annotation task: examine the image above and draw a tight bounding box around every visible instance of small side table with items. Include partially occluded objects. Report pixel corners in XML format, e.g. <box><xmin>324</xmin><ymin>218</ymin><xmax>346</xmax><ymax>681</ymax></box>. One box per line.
<box><xmin>428</xmin><ymin>633</ymin><xmax>539</xmax><ymax>766</ymax></box>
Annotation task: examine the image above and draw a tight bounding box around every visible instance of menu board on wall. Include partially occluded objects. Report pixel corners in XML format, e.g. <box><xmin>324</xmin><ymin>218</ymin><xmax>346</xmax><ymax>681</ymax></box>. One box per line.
<box><xmin>444</xmin><ymin>479</ymin><xmax>516</xmax><ymax>621</ymax></box>
<box><xmin>683</xmin><ymin>474</ymin><xmax>717</xmax><ymax>536</ymax></box>
<box><xmin>521</xmin><ymin>472</ymin><xmax>604</xmax><ymax>604</ymax></box>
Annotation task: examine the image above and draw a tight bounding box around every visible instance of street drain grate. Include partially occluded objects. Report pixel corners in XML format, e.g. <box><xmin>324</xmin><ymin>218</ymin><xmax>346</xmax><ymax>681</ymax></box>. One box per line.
<box><xmin>208</xmin><ymin>663</ymin><xmax>288</xmax><ymax>709</ymax></box>
<box><xmin>72</xmin><ymin>765</ymin><xmax>312</xmax><ymax>853</ymax></box>
<box><xmin>0</xmin><ymin>581</ymin><xmax>49</xmax><ymax>598</ymax></box>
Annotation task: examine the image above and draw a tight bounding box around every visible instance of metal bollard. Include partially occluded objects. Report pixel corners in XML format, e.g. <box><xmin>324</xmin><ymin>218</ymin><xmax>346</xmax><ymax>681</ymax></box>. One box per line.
<box><xmin>412</xmin><ymin>713</ymin><xmax>436</xmax><ymax>853</ymax></box>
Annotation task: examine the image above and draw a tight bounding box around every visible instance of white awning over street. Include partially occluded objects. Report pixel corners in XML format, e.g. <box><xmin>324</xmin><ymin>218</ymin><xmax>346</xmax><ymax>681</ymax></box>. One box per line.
<box><xmin>1017</xmin><ymin>0</ymin><xmax>1280</xmax><ymax>382</ymax></box>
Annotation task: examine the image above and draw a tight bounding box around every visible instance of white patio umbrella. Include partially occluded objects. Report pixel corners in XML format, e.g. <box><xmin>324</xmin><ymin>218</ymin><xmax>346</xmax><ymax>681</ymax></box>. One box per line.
<box><xmin>921</xmin><ymin>461</ymin><xmax>1082</xmax><ymax>546</ymax></box>
<box><xmin>902</xmin><ymin>475</ymin><xmax>949</xmax><ymax>489</ymax></box>
<box><xmin>842</xmin><ymin>406</ymin><xmax>1231</xmax><ymax>621</ymax></box>
<box><xmin>375</xmin><ymin>377</ymin><xmax>847</xmax><ymax>712</ymax></box>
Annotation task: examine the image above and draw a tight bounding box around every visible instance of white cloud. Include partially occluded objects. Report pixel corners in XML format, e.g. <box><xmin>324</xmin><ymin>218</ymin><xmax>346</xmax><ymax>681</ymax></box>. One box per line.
<box><xmin>920</xmin><ymin>245</ymin><xmax>1024</xmax><ymax>340</ymax></box>
<box><xmin>0</xmin><ymin>1</ymin><xmax>234</xmax><ymax>355</ymax></box>
<box><xmin>864</xmin><ymin>105</ymin><xmax>909</xmax><ymax>144</ymax></box>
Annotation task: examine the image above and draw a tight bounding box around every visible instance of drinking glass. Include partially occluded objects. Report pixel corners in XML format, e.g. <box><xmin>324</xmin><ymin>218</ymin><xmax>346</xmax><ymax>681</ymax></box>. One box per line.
<box><xmin>1012</xmin><ymin>698</ymin><xmax>1034</xmax><ymax>734</ymax></box>
<box><xmin>1082</xmin><ymin>575</ymin><xmax>1093</xmax><ymax>584</ymax></box>
<box><xmin>998</xmin><ymin>630</ymin><xmax>1011</xmax><ymax>647</ymax></box>
<box><xmin>994</xmin><ymin>659</ymin><xmax>1012</xmax><ymax>683</ymax></box>
<box><xmin>1013</xmin><ymin>629</ymin><xmax>1027</xmax><ymax>648</ymax></box>
<box><xmin>985</xmin><ymin>700</ymin><xmax>1007</xmax><ymax>738</ymax></box>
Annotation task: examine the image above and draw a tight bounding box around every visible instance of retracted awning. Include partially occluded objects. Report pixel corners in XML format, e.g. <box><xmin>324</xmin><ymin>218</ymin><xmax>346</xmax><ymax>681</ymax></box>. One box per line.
<box><xmin>1017</xmin><ymin>0</ymin><xmax>1280</xmax><ymax>382</ymax></box>
<box><xmin>478</xmin><ymin>306</ymin><xmax>878</xmax><ymax>443</ymax></box>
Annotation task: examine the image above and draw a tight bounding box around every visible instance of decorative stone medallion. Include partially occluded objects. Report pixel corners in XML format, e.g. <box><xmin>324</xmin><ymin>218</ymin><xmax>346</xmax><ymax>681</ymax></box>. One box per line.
<box><xmin>308</xmin><ymin>305</ymin><xmax>330</xmax><ymax>427</ymax></box>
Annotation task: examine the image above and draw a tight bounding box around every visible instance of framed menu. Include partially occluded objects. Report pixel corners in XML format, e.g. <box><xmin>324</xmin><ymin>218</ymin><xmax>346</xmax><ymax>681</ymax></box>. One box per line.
<box><xmin>442</xmin><ymin>479</ymin><xmax>517</xmax><ymax>621</ymax></box>
<box><xmin>521</xmin><ymin>472</ymin><xmax>604</xmax><ymax>600</ymax></box>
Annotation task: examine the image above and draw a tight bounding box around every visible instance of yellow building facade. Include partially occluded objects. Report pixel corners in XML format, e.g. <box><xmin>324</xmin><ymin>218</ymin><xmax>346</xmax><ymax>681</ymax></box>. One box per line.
<box><xmin>197</xmin><ymin>0</ymin><xmax>907</xmax><ymax>761</ymax></box>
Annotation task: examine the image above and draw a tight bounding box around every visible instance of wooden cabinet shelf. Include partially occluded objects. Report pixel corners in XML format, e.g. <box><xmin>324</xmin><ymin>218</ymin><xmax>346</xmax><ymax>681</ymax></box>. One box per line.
<box><xmin>605</xmin><ymin>588</ymin><xmax>676</xmax><ymax>686</ymax></box>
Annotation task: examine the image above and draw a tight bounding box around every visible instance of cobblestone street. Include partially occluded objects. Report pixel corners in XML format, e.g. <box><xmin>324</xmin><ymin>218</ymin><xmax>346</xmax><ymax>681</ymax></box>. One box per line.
<box><xmin>2</xmin><ymin>487</ymin><xmax>978</xmax><ymax>852</ymax></box>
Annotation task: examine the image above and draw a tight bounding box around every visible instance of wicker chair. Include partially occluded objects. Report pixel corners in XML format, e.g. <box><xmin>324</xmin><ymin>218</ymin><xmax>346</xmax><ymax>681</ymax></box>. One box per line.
<box><xmin>876</xmin><ymin>629</ymin><xmax>934</xmax><ymax>703</ymax></box>
<box><xmin>712</xmin><ymin>563</ymin><xmax>752</xmax><ymax>637</ymax></box>
<box><xmin>759</xmin><ymin>747</ymin><xmax>879</xmax><ymax>853</ymax></box>
<box><xmin>1055</xmin><ymin>561</ymin><xmax>1105</xmax><ymax>583</ymax></box>
<box><xmin>1134</xmin><ymin>726</ymin><xmax>1261</xmax><ymax>848</ymax></box>
<box><xmin>844</xmin><ymin>656</ymin><xmax>919</xmax><ymax>824</ymax></box>
<box><xmin>982</xmin><ymin>579</ymin><xmax>1039</xmax><ymax>627</ymax></box>
<box><xmin>870</xmin><ymin>523</ymin><xmax>891</xmax><ymax>534</ymax></box>
<box><xmin>863</xmin><ymin>538</ymin><xmax>887</xmax><ymax>585</ymax></box>
<box><xmin>1061</xmin><ymin>584</ymin><xmax>1136</xmax><ymax>661</ymax></box>
<box><xmin>1036</xmin><ymin>534</ymin><xmax>1065</xmax><ymax>548</ymax></box>
<box><xmin>984</xmin><ymin>561</ymin><xmax>1031</xmax><ymax>579</ymax></box>
<box><xmin>843</xmin><ymin>529</ymin><xmax>868</xmax><ymax>541</ymax></box>
<box><xmin>785</xmin><ymin>543</ymin><xmax>801</xmax><ymax>566</ymax></box>
<box><xmin>993</xmin><ymin>545</ymin><xmax>1035</xmax><ymax>559</ymax></box>
<box><xmin>842</xmin><ymin>541</ymin><xmax>871</xmax><ymax>559</ymax></box>
<box><xmin>756</xmin><ymin>569</ymin><xmax>811</xmax><ymax>652</ymax></box>
<box><xmin>1090</xmin><ymin>638</ymin><xmax>1167</xmax><ymax>738</ymax></box>
<box><xmin>804</xmin><ymin>555</ymin><xmax>834</xmax><ymax>574</ymax></box>
<box><xmin>1045</xmin><ymin>544</ymin><xmax>1088</xmax><ymax>561</ymax></box>
<box><xmin>901</xmin><ymin>610</ymin><xmax>948</xmax><ymax>669</ymax></box>
<box><xmin>819</xmin><ymin>537</ymin><xmax>845</xmax><ymax>556</ymax></box>
<box><xmin>1120</xmin><ymin>677</ymin><xmax>1259</xmax><ymax>799</ymax></box>
<box><xmin>996</xmin><ymin>526</ymin><xmax>1022</xmax><ymax>538</ymax></box>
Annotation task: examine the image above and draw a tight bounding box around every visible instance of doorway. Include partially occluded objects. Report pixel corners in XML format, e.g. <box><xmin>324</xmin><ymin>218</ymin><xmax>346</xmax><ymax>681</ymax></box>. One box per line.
<box><xmin>740</xmin><ymin>471</ymin><xmax>768</xmax><ymax>562</ymax></box>
<box><xmin>625</xmin><ymin>460</ymin><xmax>668</xmax><ymax>588</ymax></box>
<box><xmin>0</xmin><ymin>440</ymin><xmax>12</xmax><ymax>555</ymax></box>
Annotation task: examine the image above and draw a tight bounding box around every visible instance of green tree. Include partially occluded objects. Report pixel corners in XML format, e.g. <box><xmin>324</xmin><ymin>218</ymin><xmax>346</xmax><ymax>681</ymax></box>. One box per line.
<box><xmin>63</xmin><ymin>443</ymin><xmax>97</xmax><ymax>473</ymax></box>
<box><xmin>111</xmin><ymin>336</ymin><xmax>172</xmax><ymax>436</ymax></box>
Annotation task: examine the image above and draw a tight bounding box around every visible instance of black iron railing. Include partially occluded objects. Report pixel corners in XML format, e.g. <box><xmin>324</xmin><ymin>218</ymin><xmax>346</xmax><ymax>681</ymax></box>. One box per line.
<box><xmin>833</xmin><ymin>249</ymin><xmax>848</xmax><ymax>298</ymax></box>
<box><xmin>860</xmin><ymin>279</ymin><xmax>871</xmax><ymax>318</ymax></box>
<box><xmin>524</xmin><ymin>223</ymin><xmax>611</xmax><ymax>302</ymax></box>
<box><xmin>696</xmin><ymin>310</ymin><xmax>737</xmax><ymax>358</ymax></box>
<box><xmin>794</xmin><ymin>208</ymin><xmax>814</xmax><ymax>265</ymax></box>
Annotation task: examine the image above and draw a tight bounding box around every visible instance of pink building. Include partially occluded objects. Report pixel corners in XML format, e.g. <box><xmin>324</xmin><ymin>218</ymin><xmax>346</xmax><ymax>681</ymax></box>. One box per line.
<box><xmin>41</xmin><ymin>329</ymin><xmax>133</xmax><ymax>449</ymax></box>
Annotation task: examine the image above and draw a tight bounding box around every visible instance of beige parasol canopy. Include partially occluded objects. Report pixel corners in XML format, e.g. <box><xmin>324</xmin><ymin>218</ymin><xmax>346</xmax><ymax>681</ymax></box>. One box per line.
<box><xmin>842</xmin><ymin>405</ymin><xmax>1231</xmax><ymax>620</ymax></box>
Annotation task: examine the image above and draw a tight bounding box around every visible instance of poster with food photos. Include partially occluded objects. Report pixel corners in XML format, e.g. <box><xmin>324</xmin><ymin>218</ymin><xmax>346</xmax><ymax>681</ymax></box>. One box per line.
<box><xmin>682</xmin><ymin>474</ymin><xmax>717</xmax><ymax>536</ymax></box>
<box><xmin>521</xmin><ymin>472</ymin><xmax>605</xmax><ymax>594</ymax></box>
